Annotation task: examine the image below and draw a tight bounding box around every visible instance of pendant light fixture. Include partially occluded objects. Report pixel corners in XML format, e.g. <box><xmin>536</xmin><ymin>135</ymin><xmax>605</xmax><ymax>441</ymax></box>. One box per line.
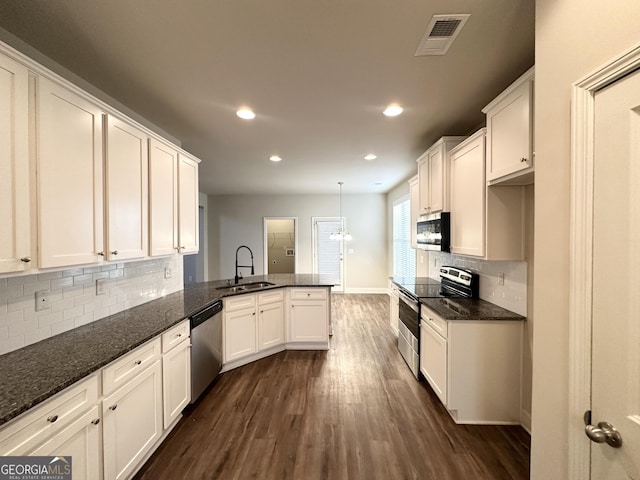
<box><xmin>329</xmin><ymin>182</ymin><xmax>352</xmax><ymax>241</ymax></box>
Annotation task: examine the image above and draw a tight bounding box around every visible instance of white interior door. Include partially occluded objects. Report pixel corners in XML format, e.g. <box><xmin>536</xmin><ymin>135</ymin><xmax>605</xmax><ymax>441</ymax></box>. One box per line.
<box><xmin>312</xmin><ymin>218</ymin><xmax>344</xmax><ymax>292</ymax></box>
<box><xmin>590</xmin><ymin>66</ymin><xmax>640</xmax><ymax>479</ymax></box>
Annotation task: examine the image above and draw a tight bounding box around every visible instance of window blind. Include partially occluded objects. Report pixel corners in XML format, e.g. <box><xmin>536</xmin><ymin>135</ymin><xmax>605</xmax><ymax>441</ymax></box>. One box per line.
<box><xmin>393</xmin><ymin>199</ymin><xmax>416</xmax><ymax>278</ymax></box>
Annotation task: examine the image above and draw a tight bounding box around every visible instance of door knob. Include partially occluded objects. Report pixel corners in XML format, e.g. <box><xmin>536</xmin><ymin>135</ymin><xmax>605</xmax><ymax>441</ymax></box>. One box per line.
<box><xmin>584</xmin><ymin>419</ymin><xmax>623</xmax><ymax>448</ymax></box>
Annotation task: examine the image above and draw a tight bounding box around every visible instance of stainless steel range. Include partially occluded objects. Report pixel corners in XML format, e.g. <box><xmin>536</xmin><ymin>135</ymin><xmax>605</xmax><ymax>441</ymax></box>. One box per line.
<box><xmin>396</xmin><ymin>266</ymin><xmax>478</xmax><ymax>378</ymax></box>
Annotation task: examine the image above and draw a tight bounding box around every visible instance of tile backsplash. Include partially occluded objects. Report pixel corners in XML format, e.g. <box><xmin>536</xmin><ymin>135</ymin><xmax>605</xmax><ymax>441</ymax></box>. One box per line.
<box><xmin>425</xmin><ymin>251</ymin><xmax>527</xmax><ymax>317</ymax></box>
<box><xmin>0</xmin><ymin>257</ymin><xmax>183</xmax><ymax>356</ymax></box>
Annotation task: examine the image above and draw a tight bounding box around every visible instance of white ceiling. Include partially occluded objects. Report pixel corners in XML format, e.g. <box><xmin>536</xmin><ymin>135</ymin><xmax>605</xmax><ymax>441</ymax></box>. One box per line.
<box><xmin>0</xmin><ymin>0</ymin><xmax>534</xmax><ymax>195</ymax></box>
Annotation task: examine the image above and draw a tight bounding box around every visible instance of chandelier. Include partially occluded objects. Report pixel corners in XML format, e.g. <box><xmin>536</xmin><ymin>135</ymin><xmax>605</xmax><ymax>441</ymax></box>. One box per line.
<box><xmin>329</xmin><ymin>181</ymin><xmax>352</xmax><ymax>241</ymax></box>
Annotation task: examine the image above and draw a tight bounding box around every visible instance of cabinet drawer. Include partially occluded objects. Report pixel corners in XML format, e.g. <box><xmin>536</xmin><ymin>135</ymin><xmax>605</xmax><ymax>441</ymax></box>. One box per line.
<box><xmin>258</xmin><ymin>289</ymin><xmax>284</xmax><ymax>305</ymax></box>
<box><xmin>102</xmin><ymin>338</ymin><xmax>161</xmax><ymax>395</ymax></box>
<box><xmin>289</xmin><ymin>288</ymin><xmax>327</xmax><ymax>300</ymax></box>
<box><xmin>0</xmin><ymin>374</ymin><xmax>99</xmax><ymax>456</ymax></box>
<box><xmin>421</xmin><ymin>307</ymin><xmax>447</xmax><ymax>339</ymax></box>
<box><xmin>224</xmin><ymin>293</ymin><xmax>256</xmax><ymax>312</ymax></box>
<box><xmin>162</xmin><ymin>320</ymin><xmax>190</xmax><ymax>353</ymax></box>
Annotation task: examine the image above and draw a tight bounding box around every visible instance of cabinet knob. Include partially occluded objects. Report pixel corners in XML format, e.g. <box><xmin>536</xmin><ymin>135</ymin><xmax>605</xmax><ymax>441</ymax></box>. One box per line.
<box><xmin>97</xmin><ymin>252</ymin><xmax>104</xmax><ymax>256</ymax></box>
<box><xmin>177</xmin><ymin>333</ymin><xmax>182</xmax><ymax>337</ymax></box>
<box><xmin>520</xmin><ymin>157</ymin><xmax>528</xmax><ymax>163</ymax></box>
<box><xmin>307</xmin><ymin>293</ymin><xmax>311</xmax><ymax>297</ymax></box>
<box><xmin>260</xmin><ymin>310</ymin><xmax>264</xmax><ymax>314</ymax></box>
<box><xmin>180</xmin><ymin>246</ymin><xmax>186</xmax><ymax>250</ymax></box>
<box><xmin>91</xmin><ymin>418</ymin><xmax>100</xmax><ymax>425</ymax></box>
<box><xmin>20</xmin><ymin>256</ymin><xmax>31</xmax><ymax>263</ymax></box>
<box><xmin>135</xmin><ymin>360</ymin><xmax>142</xmax><ymax>365</ymax></box>
<box><xmin>109</xmin><ymin>404</ymin><xmax>118</xmax><ymax>411</ymax></box>
<box><xmin>111</xmin><ymin>250</ymin><xmax>118</xmax><ymax>256</ymax></box>
<box><xmin>47</xmin><ymin>415</ymin><xmax>58</xmax><ymax>423</ymax></box>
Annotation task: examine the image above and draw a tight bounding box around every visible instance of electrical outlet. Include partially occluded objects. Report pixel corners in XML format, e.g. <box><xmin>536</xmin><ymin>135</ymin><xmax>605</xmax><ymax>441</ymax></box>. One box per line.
<box><xmin>498</xmin><ymin>273</ymin><xmax>505</xmax><ymax>286</ymax></box>
<box><xmin>164</xmin><ymin>267</ymin><xmax>173</xmax><ymax>279</ymax></box>
<box><xmin>35</xmin><ymin>290</ymin><xmax>50</xmax><ymax>311</ymax></box>
<box><xmin>96</xmin><ymin>278</ymin><xmax>107</xmax><ymax>295</ymax></box>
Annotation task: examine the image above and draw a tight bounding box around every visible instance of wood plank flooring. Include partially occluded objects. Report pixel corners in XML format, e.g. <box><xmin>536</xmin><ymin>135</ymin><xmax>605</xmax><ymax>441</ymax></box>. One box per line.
<box><xmin>135</xmin><ymin>294</ymin><xmax>530</xmax><ymax>480</ymax></box>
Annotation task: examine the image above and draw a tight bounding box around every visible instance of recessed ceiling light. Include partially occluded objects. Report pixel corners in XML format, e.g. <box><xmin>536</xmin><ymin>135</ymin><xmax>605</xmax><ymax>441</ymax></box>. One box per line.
<box><xmin>269</xmin><ymin>155</ymin><xmax>282</xmax><ymax>162</ymax></box>
<box><xmin>364</xmin><ymin>154</ymin><xmax>377</xmax><ymax>161</ymax></box>
<box><xmin>383</xmin><ymin>104</ymin><xmax>403</xmax><ymax>117</ymax></box>
<box><xmin>236</xmin><ymin>107</ymin><xmax>256</xmax><ymax>120</ymax></box>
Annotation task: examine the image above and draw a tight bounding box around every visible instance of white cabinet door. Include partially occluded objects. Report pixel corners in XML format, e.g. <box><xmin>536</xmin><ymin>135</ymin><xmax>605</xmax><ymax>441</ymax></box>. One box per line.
<box><xmin>149</xmin><ymin>139</ymin><xmax>179</xmax><ymax>256</ymax></box>
<box><xmin>162</xmin><ymin>338</ymin><xmax>190</xmax><ymax>429</ymax></box>
<box><xmin>449</xmin><ymin>130</ymin><xmax>486</xmax><ymax>257</ymax></box>
<box><xmin>102</xmin><ymin>360</ymin><xmax>162</xmax><ymax>480</ymax></box>
<box><xmin>289</xmin><ymin>300</ymin><xmax>328</xmax><ymax>342</ymax></box>
<box><xmin>417</xmin><ymin>156</ymin><xmax>430</xmax><ymax>215</ymax></box>
<box><xmin>104</xmin><ymin>115</ymin><xmax>148</xmax><ymax>261</ymax></box>
<box><xmin>420</xmin><ymin>322</ymin><xmax>448</xmax><ymax>405</ymax></box>
<box><xmin>30</xmin><ymin>405</ymin><xmax>102</xmax><ymax>480</ymax></box>
<box><xmin>224</xmin><ymin>307</ymin><xmax>257</xmax><ymax>362</ymax></box>
<box><xmin>178</xmin><ymin>153</ymin><xmax>199</xmax><ymax>254</ymax></box>
<box><xmin>428</xmin><ymin>147</ymin><xmax>445</xmax><ymax>213</ymax></box>
<box><xmin>37</xmin><ymin>77</ymin><xmax>104</xmax><ymax>268</ymax></box>
<box><xmin>484</xmin><ymin>68</ymin><xmax>534</xmax><ymax>183</ymax></box>
<box><xmin>257</xmin><ymin>301</ymin><xmax>284</xmax><ymax>351</ymax></box>
<box><xmin>0</xmin><ymin>53</ymin><xmax>31</xmax><ymax>273</ymax></box>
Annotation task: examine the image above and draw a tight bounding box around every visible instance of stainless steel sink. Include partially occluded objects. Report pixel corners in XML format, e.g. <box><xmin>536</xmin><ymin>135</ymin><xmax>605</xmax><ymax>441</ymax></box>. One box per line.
<box><xmin>215</xmin><ymin>281</ymin><xmax>275</xmax><ymax>294</ymax></box>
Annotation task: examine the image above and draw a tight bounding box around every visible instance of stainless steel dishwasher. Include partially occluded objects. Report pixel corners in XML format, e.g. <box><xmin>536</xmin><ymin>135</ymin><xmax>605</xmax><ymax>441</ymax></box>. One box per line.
<box><xmin>189</xmin><ymin>300</ymin><xmax>223</xmax><ymax>403</ymax></box>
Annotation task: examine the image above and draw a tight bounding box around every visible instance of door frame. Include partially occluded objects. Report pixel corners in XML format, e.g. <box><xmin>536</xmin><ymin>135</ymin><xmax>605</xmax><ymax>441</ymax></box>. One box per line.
<box><xmin>311</xmin><ymin>216</ymin><xmax>345</xmax><ymax>293</ymax></box>
<box><xmin>569</xmin><ymin>41</ymin><xmax>640</xmax><ymax>479</ymax></box>
<box><xmin>263</xmin><ymin>217</ymin><xmax>298</xmax><ymax>274</ymax></box>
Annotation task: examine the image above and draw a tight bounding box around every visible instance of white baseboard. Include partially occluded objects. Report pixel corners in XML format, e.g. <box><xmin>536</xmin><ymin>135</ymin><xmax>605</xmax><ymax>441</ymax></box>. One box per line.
<box><xmin>520</xmin><ymin>408</ymin><xmax>532</xmax><ymax>434</ymax></box>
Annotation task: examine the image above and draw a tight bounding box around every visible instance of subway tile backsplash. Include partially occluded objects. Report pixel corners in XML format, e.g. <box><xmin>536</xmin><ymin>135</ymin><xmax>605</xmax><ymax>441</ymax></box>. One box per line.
<box><xmin>0</xmin><ymin>257</ymin><xmax>183</xmax><ymax>356</ymax></box>
<box><xmin>427</xmin><ymin>251</ymin><xmax>527</xmax><ymax>317</ymax></box>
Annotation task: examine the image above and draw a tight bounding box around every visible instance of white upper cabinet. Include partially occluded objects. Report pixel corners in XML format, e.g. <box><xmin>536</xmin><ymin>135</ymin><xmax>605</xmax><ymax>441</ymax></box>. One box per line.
<box><xmin>483</xmin><ymin>67</ymin><xmax>534</xmax><ymax>185</ymax></box>
<box><xmin>37</xmin><ymin>77</ymin><xmax>105</xmax><ymax>268</ymax></box>
<box><xmin>104</xmin><ymin>115</ymin><xmax>149</xmax><ymax>261</ymax></box>
<box><xmin>417</xmin><ymin>137</ymin><xmax>466</xmax><ymax>215</ymax></box>
<box><xmin>0</xmin><ymin>52</ymin><xmax>31</xmax><ymax>273</ymax></box>
<box><xmin>449</xmin><ymin>130</ymin><xmax>486</xmax><ymax>257</ymax></box>
<box><xmin>149</xmin><ymin>144</ymin><xmax>200</xmax><ymax>257</ymax></box>
<box><xmin>449</xmin><ymin>129</ymin><xmax>526</xmax><ymax>260</ymax></box>
<box><xmin>149</xmin><ymin>139</ymin><xmax>179</xmax><ymax>256</ymax></box>
<box><xmin>178</xmin><ymin>154</ymin><xmax>199</xmax><ymax>254</ymax></box>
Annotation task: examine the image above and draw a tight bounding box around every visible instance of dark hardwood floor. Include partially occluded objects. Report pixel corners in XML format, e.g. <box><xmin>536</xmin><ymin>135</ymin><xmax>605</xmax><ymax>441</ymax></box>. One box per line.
<box><xmin>135</xmin><ymin>294</ymin><xmax>530</xmax><ymax>480</ymax></box>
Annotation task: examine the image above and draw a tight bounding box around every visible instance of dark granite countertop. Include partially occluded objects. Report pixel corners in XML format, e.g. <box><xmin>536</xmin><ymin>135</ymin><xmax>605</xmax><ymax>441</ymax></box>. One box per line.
<box><xmin>0</xmin><ymin>274</ymin><xmax>333</xmax><ymax>427</ymax></box>
<box><xmin>420</xmin><ymin>297</ymin><xmax>525</xmax><ymax>321</ymax></box>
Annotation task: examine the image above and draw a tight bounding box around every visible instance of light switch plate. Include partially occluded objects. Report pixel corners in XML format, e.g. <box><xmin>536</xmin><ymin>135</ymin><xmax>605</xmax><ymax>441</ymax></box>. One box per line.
<box><xmin>164</xmin><ymin>267</ymin><xmax>173</xmax><ymax>279</ymax></box>
<box><xmin>96</xmin><ymin>279</ymin><xmax>107</xmax><ymax>295</ymax></box>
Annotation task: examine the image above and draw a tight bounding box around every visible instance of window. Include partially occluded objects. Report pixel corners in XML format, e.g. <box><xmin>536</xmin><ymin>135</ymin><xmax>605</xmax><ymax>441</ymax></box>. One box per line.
<box><xmin>393</xmin><ymin>197</ymin><xmax>416</xmax><ymax>277</ymax></box>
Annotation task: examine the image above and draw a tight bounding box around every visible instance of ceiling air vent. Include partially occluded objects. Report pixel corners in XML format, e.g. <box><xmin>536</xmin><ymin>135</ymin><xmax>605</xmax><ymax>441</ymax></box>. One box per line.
<box><xmin>415</xmin><ymin>14</ymin><xmax>470</xmax><ymax>56</ymax></box>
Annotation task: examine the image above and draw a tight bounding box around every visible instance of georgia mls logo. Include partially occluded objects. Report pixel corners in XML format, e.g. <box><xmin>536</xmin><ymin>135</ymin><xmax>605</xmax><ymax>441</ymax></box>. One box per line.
<box><xmin>0</xmin><ymin>456</ymin><xmax>72</xmax><ymax>480</ymax></box>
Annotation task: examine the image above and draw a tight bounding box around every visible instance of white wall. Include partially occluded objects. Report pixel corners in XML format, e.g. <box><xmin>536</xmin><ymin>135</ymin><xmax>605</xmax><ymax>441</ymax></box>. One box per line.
<box><xmin>532</xmin><ymin>1</ymin><xmax>640</xmax><ymax>478</ymax></box>
<box><xmin>208</xmin><ymin>194</ymin><xmax>388</xmax><ymax>292</ymax></box>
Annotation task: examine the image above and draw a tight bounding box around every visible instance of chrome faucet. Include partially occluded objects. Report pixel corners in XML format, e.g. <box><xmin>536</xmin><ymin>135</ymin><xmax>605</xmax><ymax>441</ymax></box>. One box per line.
<box><xmin>234</xmin><ymin>245</ymin><xmax>254</xmax><ymax>284</ymax></box>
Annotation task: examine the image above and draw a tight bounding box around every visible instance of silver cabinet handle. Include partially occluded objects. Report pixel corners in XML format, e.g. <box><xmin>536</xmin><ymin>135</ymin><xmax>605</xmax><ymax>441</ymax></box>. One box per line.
<box><xmin>91</xmin><ymin>418</ymin><xmax>100</xmax><ymax>425</ymax></box>
<box><xmin>108</xmin><ymin>404</ymin><xmax>117</xmax><ymax>411</ymax></box>
<box><xmin>111</xmin><ymin>250</ymin><xmax>118</xmax><ymax>255</ymax></box>
<box><xmin>47</xmin><ymin>415</ymin><xmax>58</xmax><ymax>423</ymax></box>
<box><xmin>20</xmin><ymin>256</ymin><xmax>31</xmax><ymax>263</ymax></box>
<box><xmin>181</xmin><ymin>246</ymin><xmax>186</xmax><ymax>250</ymax></box>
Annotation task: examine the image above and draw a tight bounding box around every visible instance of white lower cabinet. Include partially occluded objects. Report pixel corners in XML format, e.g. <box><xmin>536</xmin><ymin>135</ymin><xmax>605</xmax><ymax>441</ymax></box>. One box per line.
<box><xmin>31</xmin><ymin>405</ymin><xmax>102</xmax><ymax>480</ymax></box>
<box><xmin>288</xmin><ymin>288</ymin><xmax>329</xmax><ymax>344</ymax></box>
<box><xmin>102</xmin><ymin>359</ymin><xmax>163</xmax><ymax>480</ymax></box>
<box><xmin>224</xmin><ymin>294</ymin><xmax>258</xmax><ymax>363</ymax></box>
<box><xmin>419</xmin><ymin>305</ymin><xmax>523</xmax><ymax>424</ymax></box>
<box><xmin>257</xmin><ymin>290</ymin><xmax>284</xmax><ymax>351</ymax></box>
<box><xmin>162</xmin><ymin>321</ymin><xmax>191</xmax><ymax>429</ymax></box>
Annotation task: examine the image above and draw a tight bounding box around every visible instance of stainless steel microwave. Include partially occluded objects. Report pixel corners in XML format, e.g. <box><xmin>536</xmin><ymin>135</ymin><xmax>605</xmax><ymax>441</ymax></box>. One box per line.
<box><xmin>417</xmin><ymin>212</ymin><xmax>450</xmax><ymax>252</ymax></box>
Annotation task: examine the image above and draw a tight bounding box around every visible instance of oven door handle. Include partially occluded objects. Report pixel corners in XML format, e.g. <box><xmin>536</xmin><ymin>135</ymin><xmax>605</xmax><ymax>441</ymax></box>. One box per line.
<box><xmin>398</xmin><ymin>290</ymin><xmax>419</xmax><ymax>313</ymax></box>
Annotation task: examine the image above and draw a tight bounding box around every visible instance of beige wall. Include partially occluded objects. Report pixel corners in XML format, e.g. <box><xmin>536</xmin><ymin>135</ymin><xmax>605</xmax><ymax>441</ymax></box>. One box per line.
<box><xmin>208</xmin><ymin>194</ymin><xmax>388</xmax><ymax>291</ymax></box>
<box><xmin>532</xmin><ymin>1</ymin><xmax>640</xmax><ymax>478</ymax></box>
